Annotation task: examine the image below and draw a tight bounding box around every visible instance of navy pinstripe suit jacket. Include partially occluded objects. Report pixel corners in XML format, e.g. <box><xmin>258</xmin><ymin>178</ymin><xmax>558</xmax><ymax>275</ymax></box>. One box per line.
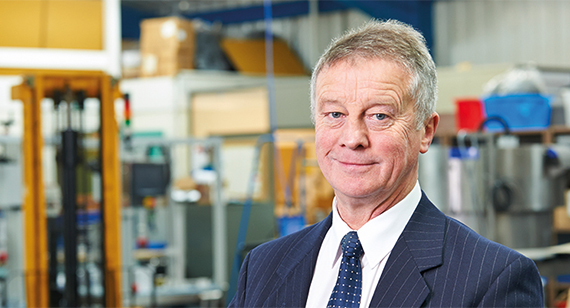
<box><xmin>229</xmin><ymin>193</ymin><xmax>544</xmax><ymax>307</ymax></box>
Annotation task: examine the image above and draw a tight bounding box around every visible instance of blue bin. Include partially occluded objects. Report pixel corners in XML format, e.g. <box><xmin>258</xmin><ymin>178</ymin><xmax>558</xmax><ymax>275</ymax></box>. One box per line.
<box><xmin>483</xmin><ymin>94</ymin><xmax>551</xmax><ymax>131</ymax></box>
<box><xmin>277</xmin><ymin>215</ymin><xmax>306</xmax><ymax>237</ymax></box>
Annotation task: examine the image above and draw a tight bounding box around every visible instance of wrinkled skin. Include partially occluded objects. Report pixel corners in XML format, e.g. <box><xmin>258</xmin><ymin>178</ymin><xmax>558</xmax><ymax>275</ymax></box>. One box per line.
<box><xmin>314</xmin><ymin>58</ymin><xmax>439</xmax><ymax>229</ymax></box>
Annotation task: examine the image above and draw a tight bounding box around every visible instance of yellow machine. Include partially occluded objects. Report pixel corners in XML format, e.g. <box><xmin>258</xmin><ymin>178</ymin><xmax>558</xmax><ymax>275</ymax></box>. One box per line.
<box><xmin>10</xmin><ymin>70</ymin><xmax>123</xmax><ymax>307</ymax></box>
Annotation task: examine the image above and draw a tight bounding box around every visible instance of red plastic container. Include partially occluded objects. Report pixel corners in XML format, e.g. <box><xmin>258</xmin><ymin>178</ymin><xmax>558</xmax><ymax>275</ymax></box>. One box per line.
<box><xmin>455</xmin><ymin>98</ymin><xmax>484</xmax><ymax>132</ymax></box>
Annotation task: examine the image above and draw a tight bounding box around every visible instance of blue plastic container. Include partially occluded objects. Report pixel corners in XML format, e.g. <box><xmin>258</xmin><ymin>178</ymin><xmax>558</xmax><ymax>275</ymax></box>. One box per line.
<box><xmin>483</xmin><ymin>94</ymin><xmax>551</xmax><ymax>131</ymax></box>
<box><xmin>277</xmin><ymin>215</ymin><xmax>306</xmax><ymax>237</ymax></box>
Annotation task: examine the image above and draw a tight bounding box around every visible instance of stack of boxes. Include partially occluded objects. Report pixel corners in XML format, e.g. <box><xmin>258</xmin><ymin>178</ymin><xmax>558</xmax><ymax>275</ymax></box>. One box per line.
<box><xmin>140</xmin><ymin>17</ymin><xmax>195</xmax><ymax>77</ymax></box>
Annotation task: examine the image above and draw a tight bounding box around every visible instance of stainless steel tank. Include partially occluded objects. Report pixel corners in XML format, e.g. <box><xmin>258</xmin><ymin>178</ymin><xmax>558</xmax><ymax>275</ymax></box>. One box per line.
<box><xmin>492</xmin><ymin>144</ymin><xmax>561</xmax><ymax>248</ymax></box>
<box><xmin>420</xmin><ymin>142</ymin><xmax>566</xmax><ymax>249</ymax></box>
<box><xmin>419</xmin><ymin>145</ymin><xmax>488</xmax><ymax>236</ymax></box>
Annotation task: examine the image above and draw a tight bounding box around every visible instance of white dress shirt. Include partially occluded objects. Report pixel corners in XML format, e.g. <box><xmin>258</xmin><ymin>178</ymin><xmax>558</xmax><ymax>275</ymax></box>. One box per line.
<box><xmin>305</xmin><ymin>181</ymin><xmax>421</xmax><ymax>308</ymax></box>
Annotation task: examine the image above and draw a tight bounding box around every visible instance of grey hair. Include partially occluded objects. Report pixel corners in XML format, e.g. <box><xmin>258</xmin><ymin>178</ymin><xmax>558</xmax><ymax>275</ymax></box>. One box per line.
<box><xmin>310</xmin><ymin>19</ymin><xmax>437</xmax><ymax>129</ymax></box>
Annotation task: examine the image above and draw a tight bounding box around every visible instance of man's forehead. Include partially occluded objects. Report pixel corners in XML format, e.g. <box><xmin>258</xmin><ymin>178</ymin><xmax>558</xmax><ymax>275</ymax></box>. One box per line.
<box><xmin>316</xmin><ymin>58</ymin><xmax>412</xmax><ymax>97</ymax></box>
<box><xmin>317</xmin><ymin>57</ymin><xmax>411</xmax><ymax>85</ymax></box>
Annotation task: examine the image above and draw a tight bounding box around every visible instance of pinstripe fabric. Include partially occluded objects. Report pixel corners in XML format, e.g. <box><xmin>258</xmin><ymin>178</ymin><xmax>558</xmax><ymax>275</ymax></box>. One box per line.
<box><xmin>229</xmin><ymin>192</ymin><xmax>544</xmax><ymax>308</ymax></box>
<box><xmin>229</xmin><ymin>214</ymin><xmax>331</xmax><ymax>308</ymax></box>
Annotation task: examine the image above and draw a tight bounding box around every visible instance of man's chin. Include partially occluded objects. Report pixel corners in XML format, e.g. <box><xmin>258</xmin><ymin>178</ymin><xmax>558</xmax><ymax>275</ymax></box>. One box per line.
<box><xmin>333</xmin><ymin>186</ymin><xmax>385</xmax><ymax>201</ymax></box>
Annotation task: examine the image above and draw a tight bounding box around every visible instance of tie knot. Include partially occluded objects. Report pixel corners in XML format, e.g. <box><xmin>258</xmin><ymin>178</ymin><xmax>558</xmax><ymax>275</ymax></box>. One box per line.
<box><xmin>341</xmin><ymin>231</ymin><xmax>363</xmax><ymax>258</ymax></box>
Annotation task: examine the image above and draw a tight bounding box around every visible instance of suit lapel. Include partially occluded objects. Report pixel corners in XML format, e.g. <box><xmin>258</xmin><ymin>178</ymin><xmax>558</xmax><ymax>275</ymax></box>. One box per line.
<box><xmin>267</xmin><ymin>214</ymin><xmax>332</xmax><ymax>307</ymax></box>
<box><xmin>369</xmin><ymin>193</ymin><xmax>446</xmax><ymax>307</ymax></box>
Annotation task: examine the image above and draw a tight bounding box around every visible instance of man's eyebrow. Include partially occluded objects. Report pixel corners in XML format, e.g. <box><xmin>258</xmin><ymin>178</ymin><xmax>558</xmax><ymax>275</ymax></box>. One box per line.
<box><xmin>318</xmin><ymin>98</ymin><xmax>343</xmax><ymax>106</ymax></box>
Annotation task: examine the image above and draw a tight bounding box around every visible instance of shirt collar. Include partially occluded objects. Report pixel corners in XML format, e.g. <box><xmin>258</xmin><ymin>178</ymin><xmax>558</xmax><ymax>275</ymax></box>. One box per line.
<box><xmin>329</xmin><ymin>181</ymin><xmax>421</xmax><ymax>269</ymax></box>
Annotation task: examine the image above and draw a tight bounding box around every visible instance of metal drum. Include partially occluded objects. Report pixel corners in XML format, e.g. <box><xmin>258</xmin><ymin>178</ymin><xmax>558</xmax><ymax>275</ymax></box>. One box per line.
<box><xmin>419</xmin><ymin>145</ymin><xmax>488</xmax><ymax>236</ymax></box>
<box><xmin>420</xmin><ymin>142</ymin><xmax>567</xmax><ymax>249</ymax></box>
<box><xmin>492</xmin><ymin>145</ymin><xmax>560</xmax><ymax>248</ymax></box>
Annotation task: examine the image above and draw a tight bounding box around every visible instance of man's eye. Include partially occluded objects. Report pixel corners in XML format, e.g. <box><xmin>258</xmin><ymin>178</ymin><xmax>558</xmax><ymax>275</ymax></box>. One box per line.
<box><xmin>374</xmin><ymin>114</ymin><xmax>387</xmax><ymax>120</ymax></box>
<box><xmin>330</xmin><ymin>112</ymin><xmax>342</xmax><ymax>118</ymax></box>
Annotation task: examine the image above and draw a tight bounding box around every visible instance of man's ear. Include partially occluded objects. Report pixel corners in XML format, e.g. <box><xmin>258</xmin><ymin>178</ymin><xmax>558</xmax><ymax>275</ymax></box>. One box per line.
<box><xmin>420</xmin><ymin>112</ymin><xmax>439</xmax><ymax>154</ymax></box>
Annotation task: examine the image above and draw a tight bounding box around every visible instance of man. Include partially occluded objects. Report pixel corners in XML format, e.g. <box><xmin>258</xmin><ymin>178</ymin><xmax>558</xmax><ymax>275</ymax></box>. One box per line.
<box><xmin>229</xmin><ymin>20</ymin><xmax>543</xmax><ymax>308</ymax></box>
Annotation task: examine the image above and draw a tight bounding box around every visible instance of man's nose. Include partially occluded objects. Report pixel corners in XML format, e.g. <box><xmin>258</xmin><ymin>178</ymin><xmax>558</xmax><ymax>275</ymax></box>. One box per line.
<box><xmin>340</xmin><ymin>118</ymin><xmax>369</xmax><ymax>149</ymax></box>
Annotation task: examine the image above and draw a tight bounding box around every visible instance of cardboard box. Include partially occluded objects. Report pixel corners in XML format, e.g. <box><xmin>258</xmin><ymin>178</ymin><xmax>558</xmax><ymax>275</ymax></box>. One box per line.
<box><xmin>554</xmin><ymin>206</ymin><xmax>570</xmax><ymax>233</ymax></box>
<box><xmin>191</xmin><ymin>87</ymin><xmax>269</xmax><ymax>137</ymax></box>
<box><xmin>140</xmin><ymin>17</ymin><xmax>195</xmax><ymax>77</ymax></box>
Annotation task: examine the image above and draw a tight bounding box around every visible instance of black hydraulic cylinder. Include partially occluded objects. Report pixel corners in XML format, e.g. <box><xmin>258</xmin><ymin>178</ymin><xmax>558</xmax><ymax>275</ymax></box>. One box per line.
<box><xmin>61</xmin><ymin>129</ymin><xmax>78</xmax><ymax>307</ymax></box>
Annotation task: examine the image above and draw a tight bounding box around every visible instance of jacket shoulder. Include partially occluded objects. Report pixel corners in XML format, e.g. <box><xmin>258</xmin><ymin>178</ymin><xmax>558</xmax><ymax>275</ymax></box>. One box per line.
<box><xmin>445</xmin><ymin>215</ymin><xmax>526</xmax><ymax>262</ymax></box>
<box><xmin>423</xmin><ymin>207</ymin><xmax>543</xmax><ymax>307</ymax></box>
<box><xmin>229</xmin><ymin>216</ymin><xmax>332</xmax><ymax>308</ymax></box>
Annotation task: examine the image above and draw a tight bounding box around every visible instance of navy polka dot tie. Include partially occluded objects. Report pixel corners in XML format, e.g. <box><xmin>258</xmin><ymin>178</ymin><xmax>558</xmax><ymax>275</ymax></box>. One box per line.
<box><xmin>327</xmin><ymin>231</ymin><xmax>364</xmax><ymax>308</ymax></box>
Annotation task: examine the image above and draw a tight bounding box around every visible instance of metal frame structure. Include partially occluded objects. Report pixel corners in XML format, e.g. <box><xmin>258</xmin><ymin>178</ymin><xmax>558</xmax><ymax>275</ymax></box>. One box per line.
<box><xmin>125</xmin><ymin>137</ymin><xmax>227</xmax><ymax>288</ymax></box>
<box><xmin>11</xmin><ymin>71</ymin><xmax>123</xmax><ymax>307</ymax></box>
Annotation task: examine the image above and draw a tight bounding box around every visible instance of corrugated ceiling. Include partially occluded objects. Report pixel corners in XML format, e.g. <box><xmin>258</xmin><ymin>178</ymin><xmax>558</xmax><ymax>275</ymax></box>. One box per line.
<box><xmin>121</xmin><ymin>0</ymin><xmax>292</xmax><ymax>16</ymax></box>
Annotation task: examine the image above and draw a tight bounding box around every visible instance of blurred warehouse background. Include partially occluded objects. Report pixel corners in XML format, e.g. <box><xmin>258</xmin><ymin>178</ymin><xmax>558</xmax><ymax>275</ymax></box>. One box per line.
<box><xmin>1</xmin><ymin>0</ymin><xmax>570</xmax><ymax>307</ymax></box>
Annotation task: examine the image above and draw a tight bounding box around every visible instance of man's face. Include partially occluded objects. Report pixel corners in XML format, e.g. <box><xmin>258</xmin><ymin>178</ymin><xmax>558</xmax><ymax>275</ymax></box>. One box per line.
<box><xmin>314</xmin><ymin>58</ymin><xmax>436</xmax><ymax>204</ymax></box>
